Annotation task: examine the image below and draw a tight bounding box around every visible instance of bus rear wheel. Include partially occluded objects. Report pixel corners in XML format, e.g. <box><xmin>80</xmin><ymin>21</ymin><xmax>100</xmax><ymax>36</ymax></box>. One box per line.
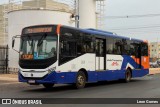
<box><xmin>43</xmin><ymin>84</ymin><xmax>54</xmax><ymax>89</ymax></box>
<box><xmin>124</xmin><ymin>69</ymin><xmax>131</xmax><ymax>83</ymax></box>
<box><xmin>75</xmin><ymin>71</ymin><xmax>86</xmax><ymax>89</ymax></box>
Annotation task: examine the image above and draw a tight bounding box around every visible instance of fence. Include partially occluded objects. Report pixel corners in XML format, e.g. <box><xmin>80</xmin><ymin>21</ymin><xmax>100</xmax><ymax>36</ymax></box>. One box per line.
<box><xmin>0</xmin><ymin>45</ymin><xmax>9</xmax><ymax>74</ymax></box>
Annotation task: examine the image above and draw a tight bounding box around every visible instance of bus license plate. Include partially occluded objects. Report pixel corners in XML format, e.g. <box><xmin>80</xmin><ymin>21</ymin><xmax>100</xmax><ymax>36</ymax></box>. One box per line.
<box><xmin>28</xmin><ymin>80</ymin><xmax>35</xmax><ymax>84</ymax></box>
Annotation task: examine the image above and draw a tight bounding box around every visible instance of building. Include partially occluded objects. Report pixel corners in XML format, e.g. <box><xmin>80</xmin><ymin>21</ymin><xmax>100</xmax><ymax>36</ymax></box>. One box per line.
<box><xmin>149</xmin><ymin>42</ymin><xmax>160</xmax><ymax>59</ymax></box>
<box><xmin>0</xmin><ymin>0</ymin><xmax>106</xmax><ymax>72</ymax></box>
<box><xmin>7</xmin><ymin>0</ymin><xmax>75</xmax><ymax>72</ymax></box>
<box><xmin>0</xmin><ymin>0</ymin><xmax>72</xmax><ymax>46</ymax></box>
<box><xmin>22</xmin><ymin>0</ymin><xmax>71</xmax><ymax>12</ymax></box>
<box><xmin>0</xmin><ymin>4</ymin><xmax>9</xmax><ymax>45</ymax></box>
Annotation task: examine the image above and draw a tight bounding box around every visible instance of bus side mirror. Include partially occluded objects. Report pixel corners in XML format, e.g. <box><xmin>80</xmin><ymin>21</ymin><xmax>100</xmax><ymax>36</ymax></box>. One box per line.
<box><xmin>12</xmin><ymin>38</ymin><xmax>15</xmax><ymax>48</ymax></box>
<box><xmin>12</xmin><ymin>35</ymin><xmax>21</xmax><ymax>53</ymax></box>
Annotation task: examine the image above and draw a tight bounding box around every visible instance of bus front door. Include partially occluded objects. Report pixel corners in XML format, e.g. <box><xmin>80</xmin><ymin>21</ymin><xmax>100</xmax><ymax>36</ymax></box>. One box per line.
<box><xmin>95</xmin><ymin>38</ymin><xmax>106</xmax><ymax>71</ymax></box>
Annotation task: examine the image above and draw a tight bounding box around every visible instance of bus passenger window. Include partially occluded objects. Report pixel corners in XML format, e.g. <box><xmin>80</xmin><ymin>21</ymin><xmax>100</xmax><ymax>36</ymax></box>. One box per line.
<box><xmin>61</xmin><ymin>41</ymin><xmax>76</xmax><ymax>57</ymax></box>
<box><xmin>130</xmin><ymin>42</ymin><xmax>137</xmax><ymax>56</ymax></box>
<box><xmin>77</xmin><ymin>33</ymin><xmax>94</xmax><ymax>54</ymax></box>
<box><xmin>83</xmin><ymin>35</ymin><xmax>94</xmax><ymax>53</ymax></box>
<box><xmin>141</xmin><ymin>43</ymin><xmax>148</xmax><ymax>56</ymax></box>
<box><xmin>81</xmin><ymin>45</ymin><xmax>86</xmax><ymax>53</ymax></box>
<box><xmin>114</xmin><ymin>39</ymin><xmax>122</xmax><ymax>55</ymax></box>
<box><xmin>106</xmin><ymin>37</ymin><xmax>114</xmax><ymax>54</ymax></box>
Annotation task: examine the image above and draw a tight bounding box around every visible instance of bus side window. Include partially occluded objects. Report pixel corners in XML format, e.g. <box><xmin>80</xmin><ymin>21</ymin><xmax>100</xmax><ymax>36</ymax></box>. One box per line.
<box><xmin>121</xmin><ymin>39</ymin><xmax>128</xmax><ymax>55</ymax></box>
<box><xmin>77</xmin><ymin>33</ymin><xmax>95</xmax><ymax>55</ymax></box>
<box><xmin>114</xmin><ymin>38</ymin><xmax>122</xmax><ymax>55</ymax></box>
<box><xmin>129</xmin><ymin>41</ymin><xmax>139</xmax><ymax>56</ymax></box>
<box><xmin>83</xmin><ymin>34</ymin><xmax>94</xmax><ymax>53</ymax></box>
<box><xmin>133</xmin><ymin>42</ymin><xmax>141</xmax><ymax>57</ymax></box>
<box><xmin>61</xmin><ymin>40</ymin><xmax>77</xmax><ymax>57</ymax></box>
<box><xmin>60</xmin><ymin>28</ymin><xmax>77</xmax><ymax>57</ymax></box>
<box><xmin>141</xmin><ymin>43</ymin><xmax>148</xmax><ymax>56</ymax></box>
<box><xmin>106</xmin><ymin>37</ymin><xmax>114</xmax><ymax>54</ymax></box>
<box><xmin>59</xmin><ymin>28</ymin><xmax>79</xmax><ymax>65</ymax></box>
<box><xmin>77</xmin><ymin>33</ymin><xmax>85</xmax><ymax>54</ymax></box>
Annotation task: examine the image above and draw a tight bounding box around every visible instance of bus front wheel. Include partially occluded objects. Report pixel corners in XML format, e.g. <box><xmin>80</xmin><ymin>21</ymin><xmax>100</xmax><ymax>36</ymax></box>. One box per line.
<box><xmin>124</xmin><ymin>69</ymin><xmax>131</xmax><ymax>83</ymax></box>
<box><xmin>75</xmin><ymin>71</ymin><xmax>86</xmax><ymax>89</ymax></box>
<box><xmin>43</xmin><ymin>84</ymin><xmax>54</xmax><ymax>89</ymax></box>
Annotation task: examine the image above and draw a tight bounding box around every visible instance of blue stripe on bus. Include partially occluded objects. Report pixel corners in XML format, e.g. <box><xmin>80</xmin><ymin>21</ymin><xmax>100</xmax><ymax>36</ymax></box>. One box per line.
<box><xmin>18</xmin><ymin>55</ymin><xmax>148</xmax><ymax>84</ymax></box>
<box><xmin>121</xmin><ymin>55</ymin><xmax>143</xmax><ymax>69</ymax></box>
<box><xmin>19</xmin><ymin>69</ymin><xmax>149</xmax><ymax>84</ymax></box>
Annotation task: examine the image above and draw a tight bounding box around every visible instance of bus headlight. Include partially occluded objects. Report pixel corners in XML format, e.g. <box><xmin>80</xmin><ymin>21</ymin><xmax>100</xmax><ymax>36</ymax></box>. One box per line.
<box><xmin>19</xmin><ymin>69</ymin><xmax>22</xmax><ymax>73</ymax></box>
<box><xmin>47</xmin><ymin>67</ymin><xmax>56</xmax><ymax>74</ymax></box>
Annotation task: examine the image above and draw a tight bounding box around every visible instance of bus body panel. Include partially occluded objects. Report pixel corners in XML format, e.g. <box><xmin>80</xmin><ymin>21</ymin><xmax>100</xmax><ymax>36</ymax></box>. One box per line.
<box><xmin>19</xmin><ymin>72</ymin><xmax>77</xmax><ymax>84</ymax></box>
<box><xmin>18</xmin><ymin>54</ymin><xmax>149</xmax><ymax>84</ymax></box>
<box><xmin>17</xmin><ymin>24</ymin><xmax>149</xmax><ymax>86</ymax></box>
<box><xmin>57</xmin><ymin>54</ymin><xmax>95</xmax><ymax>72</ymax></box>
<box><xmin>19</xmin><ymin>69</ymin><xmax>149</xmax><ymax>84</ymax></box>
<box><xmin>132</xmin><ymin>69</ymin><xmax>149</xmax><ymax>78</ymax></box>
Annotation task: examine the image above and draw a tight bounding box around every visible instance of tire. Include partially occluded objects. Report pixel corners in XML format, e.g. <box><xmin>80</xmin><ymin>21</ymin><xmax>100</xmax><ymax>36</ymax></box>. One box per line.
<box><xmin>124</xmin><ymin>69</ymin><xmax>131</xmax><ymax>83</ymax></box>
<box><xmin>43</xmin><ymin>84</ymin><xmax>54</xmax><ymax>89</ymax></box>
<box><xmin>75</xmin><ymin>71</ymin><xmax>86</xmax><ymax>89</ymax></box>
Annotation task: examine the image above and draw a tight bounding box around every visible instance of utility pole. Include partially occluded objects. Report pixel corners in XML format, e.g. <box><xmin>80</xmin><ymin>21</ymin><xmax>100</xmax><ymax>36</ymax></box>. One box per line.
<box><xmin>75</xmin><ymin>0</ymin><xmax>79</xmax><ymax>28</ymax></box>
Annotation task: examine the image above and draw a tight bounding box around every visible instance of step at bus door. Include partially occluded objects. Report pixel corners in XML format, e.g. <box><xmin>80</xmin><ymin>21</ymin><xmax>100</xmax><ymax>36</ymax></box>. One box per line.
<box><xmin>95</xmin><ymin>38</ymin><xmax>106</xmax><ymax>71</ymax></box>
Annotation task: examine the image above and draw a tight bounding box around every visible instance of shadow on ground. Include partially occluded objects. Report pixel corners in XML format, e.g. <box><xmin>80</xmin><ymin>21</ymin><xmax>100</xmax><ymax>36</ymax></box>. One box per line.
<box><xmin>22</xmin><ymin>78</ymin><xmax>145</xmax><ymax>93</ymax></box>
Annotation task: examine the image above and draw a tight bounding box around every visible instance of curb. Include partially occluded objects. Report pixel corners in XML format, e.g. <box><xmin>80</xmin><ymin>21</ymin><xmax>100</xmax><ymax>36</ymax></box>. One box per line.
<box><xmin>0</xmin><ymin>77</ymin><xmax>18</xmax><ymax>81</ymax></box>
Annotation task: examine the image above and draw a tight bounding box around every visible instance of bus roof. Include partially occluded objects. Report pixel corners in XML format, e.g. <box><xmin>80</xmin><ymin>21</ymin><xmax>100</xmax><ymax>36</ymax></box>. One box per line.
<box><xmin>22</xmin><ymin>24</ymin><xmax>144</xmax><ymax>42</ymax></box>
<box><xmin>61</xmin><ymin>25</ymin><xmax>144</xmax><ymax>42</ymax></box>
<box><xmin>80</xmin><ymin>28</ymin><xmax>143</xmax><ymax>42</ymax></box>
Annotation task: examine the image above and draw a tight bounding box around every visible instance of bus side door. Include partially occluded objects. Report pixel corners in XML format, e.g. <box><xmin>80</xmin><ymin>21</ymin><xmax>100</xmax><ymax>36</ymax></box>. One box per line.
<box><xmin>95</xmin><ymin>38</ymin><xmax>106</xmax><ymax>71</ymax></box>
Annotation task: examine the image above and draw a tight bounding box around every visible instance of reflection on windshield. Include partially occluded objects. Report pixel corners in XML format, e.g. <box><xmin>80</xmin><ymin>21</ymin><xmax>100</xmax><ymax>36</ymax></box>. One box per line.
<box><xmin>20</xmin><ymin>34</ymin><xmax>57</xmax><ymax>60</ymax></box>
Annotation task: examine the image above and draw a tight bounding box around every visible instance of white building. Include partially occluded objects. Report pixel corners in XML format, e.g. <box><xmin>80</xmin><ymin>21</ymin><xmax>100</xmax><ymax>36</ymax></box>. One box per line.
<box><xmin>0</xmin><ymin>0</ymin><xmax>106</xmax><ymax>71</ymax></box>
<box><xmin>149</xmin><ymin>42</ymin><xmax>160</xmax><ymax>59</ymax></box>
<box><xmin>0</xmin><ymin>0</ymin><xmax>72</xmax><ymax>46</ymax></box>
<box><xmin>7</xmin><ymin>0</ymin><xmax>74</xmax><ymax>71</ymax></box>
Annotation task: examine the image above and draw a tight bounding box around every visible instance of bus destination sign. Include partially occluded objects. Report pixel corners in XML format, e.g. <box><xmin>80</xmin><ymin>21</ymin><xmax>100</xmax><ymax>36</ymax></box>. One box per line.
<box><xmin>24</xmin><ymin>27</ymin><xmax>52</xmax><ymax>34</ymax></box>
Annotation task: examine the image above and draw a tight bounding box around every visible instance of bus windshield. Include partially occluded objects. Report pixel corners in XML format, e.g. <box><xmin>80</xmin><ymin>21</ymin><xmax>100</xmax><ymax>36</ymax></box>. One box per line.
<box><xmin>20</xmin><ymin>33</ymin><xmax>57</xmax><ymax>60</ymax></box>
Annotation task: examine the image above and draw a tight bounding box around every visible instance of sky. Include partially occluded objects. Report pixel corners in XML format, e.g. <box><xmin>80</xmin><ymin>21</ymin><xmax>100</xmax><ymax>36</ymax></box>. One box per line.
<box><xmin>104</xmin><ymin>0</ymin><xmax>160</xmax><ymax>42</ymax></box>
<box><xmin>1</xmin><ymin>0</ymin><xmax>160</xmax><ymax>42</ymax></box>
<box><xmin>0</xmin><ymin>0</ymin><xmax>6</xmax><ymax>4</ymax></box>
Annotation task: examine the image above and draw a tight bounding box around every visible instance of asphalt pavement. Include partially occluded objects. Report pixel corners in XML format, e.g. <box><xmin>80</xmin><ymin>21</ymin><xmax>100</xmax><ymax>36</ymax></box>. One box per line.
<box><xmin>0</xmin><ymin>73</ymin><xmax>160</xmax><ymax>107</ymax></box>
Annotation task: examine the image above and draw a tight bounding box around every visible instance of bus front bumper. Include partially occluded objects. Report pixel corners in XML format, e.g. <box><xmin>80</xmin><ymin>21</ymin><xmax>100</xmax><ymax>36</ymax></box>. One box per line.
<box><xmin>18</xmin><ymin>71</ymin><xmax>77</xmax><ymax>84</ymax></box>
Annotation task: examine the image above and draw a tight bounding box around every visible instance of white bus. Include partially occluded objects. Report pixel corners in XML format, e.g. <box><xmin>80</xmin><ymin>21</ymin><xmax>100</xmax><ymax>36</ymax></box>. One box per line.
<box><xmin>12</xmin><ymin>24</ymin><xmax>149</xmax><ymax>89</ymax></box>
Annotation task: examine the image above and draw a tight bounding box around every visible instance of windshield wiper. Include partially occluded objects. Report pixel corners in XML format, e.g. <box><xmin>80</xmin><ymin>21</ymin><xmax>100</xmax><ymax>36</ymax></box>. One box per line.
<box><xmin>25</xmin><ymin>34</ymin><xmax>32</xmax><ymax>46</ymax></box>
<box><xmin>20</xmin><ymin>35</ymin><xmax>31</xmax><ymax>51</ymax></box>
<box><xmin>37</xmin><ymin>33</ymin><xmax>47</xmax><ymax>47</ymax></box>
<box><xmin>24</xmin><ymin>34</ymin><xmax>34</xmax><ymax>53</ymax></box>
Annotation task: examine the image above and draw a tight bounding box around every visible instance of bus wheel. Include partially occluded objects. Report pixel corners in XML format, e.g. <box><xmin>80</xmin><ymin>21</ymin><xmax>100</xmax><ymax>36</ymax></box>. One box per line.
<box><xmin>75</xmin><ymin>71</ymin><xmax>86</xmax><ymax>89</ymax></box>
<box><xmin>124</xmin><ymin>69</ymin><xmax>131</xmax><ymax>83</ymax></box>
<box><xmin>43</xmin><ymin>84</ymin><xmax>54</xmax><ymax>89</ymax></box>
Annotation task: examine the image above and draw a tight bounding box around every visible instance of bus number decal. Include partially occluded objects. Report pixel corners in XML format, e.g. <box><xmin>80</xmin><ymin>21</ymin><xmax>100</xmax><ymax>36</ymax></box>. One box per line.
<box><xmin>21</xmin><ymin>54</ymin><xmax>33</xmax><ymax>60</ymax></box>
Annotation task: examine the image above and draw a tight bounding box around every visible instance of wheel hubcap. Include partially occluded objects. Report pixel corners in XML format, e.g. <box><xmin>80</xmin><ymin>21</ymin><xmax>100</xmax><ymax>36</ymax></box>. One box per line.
<box><xmin>126</xmin><ymin>72</ymin><xmax>130</xmax><ymax>81</ymax></box>
<box><xmin>78</xmin><ymin>75</ymin><xmax>84</xmax><ymax>86</ymax></box>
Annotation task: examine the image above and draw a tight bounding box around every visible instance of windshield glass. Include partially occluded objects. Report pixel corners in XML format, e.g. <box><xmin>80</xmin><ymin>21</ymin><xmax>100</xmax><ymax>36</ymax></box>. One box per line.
<box><xmin>20</xmin><ymin>34</ymin><xmax>57</xmax><ymax>60</ymax></box>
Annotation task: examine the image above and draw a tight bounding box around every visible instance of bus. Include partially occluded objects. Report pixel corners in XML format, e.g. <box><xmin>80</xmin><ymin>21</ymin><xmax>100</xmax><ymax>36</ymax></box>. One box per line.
<box><xmin>12</xmin><ymin>24</ymin><xmax>149</xmax><ymax>89</ymax></box>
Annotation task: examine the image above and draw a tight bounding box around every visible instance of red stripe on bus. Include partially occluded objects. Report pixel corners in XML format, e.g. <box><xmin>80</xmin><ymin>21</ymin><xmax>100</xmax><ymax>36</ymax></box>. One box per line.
<box><xmin>57</xmin><ymin>24</ymin><xmax>61</xmax><ymax>35</ymax></box>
